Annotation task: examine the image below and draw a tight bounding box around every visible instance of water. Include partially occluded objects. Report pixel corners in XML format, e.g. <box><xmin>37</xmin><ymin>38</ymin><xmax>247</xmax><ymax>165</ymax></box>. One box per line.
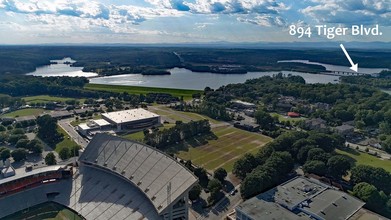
<box><xmin>278</xmin><ymin>60</ymin><xmax>388</xmax><ymax>75</ymax></box>
<box><xmin>89</xmin><ymin>68</ymin><xmax>340</xmax><ymax>90</ymax></box>
<box><xmin>26</xmin><ymin>57</ymin><xmax>98</xmax><ymax>77</ymax></box>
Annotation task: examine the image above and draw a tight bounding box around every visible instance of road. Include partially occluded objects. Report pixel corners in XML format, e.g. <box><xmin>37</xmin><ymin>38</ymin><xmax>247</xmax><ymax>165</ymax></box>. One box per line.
<box><xmin>58</xmin><ymin>118</ymin><xmax>88</xmax><ymax>148</ymax></box>
<box><xmin>346</xmin><ymin>142</ymin><xmax>391</xmax><ymax>160</ymax></box>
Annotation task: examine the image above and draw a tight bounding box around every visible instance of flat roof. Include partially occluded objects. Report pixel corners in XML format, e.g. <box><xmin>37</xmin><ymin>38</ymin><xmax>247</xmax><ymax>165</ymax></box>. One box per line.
<box><xmin>94</xmin><ymin>119</ymin><xmax>111</xmax><ymax>126</ymax></box>
<box><xmin>237</xmin><ymin>195</ymin><xmax>311</xmax><ymax>220</ymax></box>
<box><xmin>303</xmin><ymin>189</ymin><xmax>364</xmax><ymax>220</ymax></box>
<box><xmin>47</xmin><ymin>111</ymin><xmax>73</xmax><ymax>118</ymax></box>
<box><xmin>260</xmin><ymin>177</ymin><xmax>328</xmax><ymax>210</ymax></box>
<box><xmin>102</xmin><ymin>108</ymin><xmax>159</xmax><ymax>124</ymax></box>
<box><xmin>79</xmin><ymin>133</ymin><xmax>197</xmax><ymax>214</ymax></box>
<box><xmin>0</xmin><ymin>165</ymin><xmax>64</xmax><ymax>185</ymax></box>
<box><xmin>15</xmin><ymin>115</ymin><xmax>36</xmax><ymax>122</ymax></box>
<box><xmin>232</xmin><ymin>100</ymin><xmax>256</xmax><ymax>106</ymax></box>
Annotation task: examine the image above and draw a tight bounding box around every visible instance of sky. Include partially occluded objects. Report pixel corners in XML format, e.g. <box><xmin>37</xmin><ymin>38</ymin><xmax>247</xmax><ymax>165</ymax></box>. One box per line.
<box><xmin>0</xmin><ymin>0</ymin><xmax>389</xmax><ymax>44</ymax></box>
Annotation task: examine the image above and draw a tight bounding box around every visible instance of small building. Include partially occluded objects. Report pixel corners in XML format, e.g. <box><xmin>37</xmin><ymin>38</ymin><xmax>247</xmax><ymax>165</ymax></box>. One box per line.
<box><xmin>304</xmin><ymin>118</ymin><xmax>328</xmax><ymax>131</ymax></box>
<box><xmin>334</xmin><ymin>124</ymin><xmax>355</xmax><ymax>136</ymax></box>
<box><xmin>77</xmin><ymin>119</ymin><xmax>112</xmax><ymax>136</ymax></box>
<box><xmin>15</xmin><ymin>115</ymin><xmax>36</xmax><ymax>123</ymax></box>
<box><xmin>243</xmin><ymin>109</ymin><xmax>255</xmax><ymax>117</ymax></box>
<box><xmin>47</xmin><ymin>110</ymin><xmax>74</xmax><ymax>119</ymax></box>
<box><xmin>102</xmin><ymin>108</ymin><xmax>161</xmax><ymax>131</ymax></box>
<box><xmin>231</xmin><ymin>100</ymin><xmax>256</xmax><ymax>109</ymax></box>
<box><xmin>234</xmin><ymin>122</ymin><xmax>260</xmax><ymax>132</ymax></box>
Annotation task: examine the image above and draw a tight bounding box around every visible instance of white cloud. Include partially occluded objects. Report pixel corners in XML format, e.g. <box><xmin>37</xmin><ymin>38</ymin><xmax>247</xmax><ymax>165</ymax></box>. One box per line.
<box><xmin>238</xmin><ymin>14</ymin><xmax>286</xmax><ymax>27</ymax></box>
<box><xmin>301</xmin><ymin>0</ymin><xmax>391</xmax><ymax>26</ymax></box>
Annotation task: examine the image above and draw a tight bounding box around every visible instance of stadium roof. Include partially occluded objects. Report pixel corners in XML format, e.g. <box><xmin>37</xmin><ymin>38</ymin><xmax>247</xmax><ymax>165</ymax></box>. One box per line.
<box><xmin>102</xmin><ymin>108</ymin><xmax>159</xmax><ymax>124</ymax></box>
<box><xmin>0</xmin><ymin>165</ymin><xmax>64</xmax><ymax>185</ymax></box>
<box><xmin>79</xmin><ymin>133</ymin><xmax>197</xmax><ymax>214</ymax></box>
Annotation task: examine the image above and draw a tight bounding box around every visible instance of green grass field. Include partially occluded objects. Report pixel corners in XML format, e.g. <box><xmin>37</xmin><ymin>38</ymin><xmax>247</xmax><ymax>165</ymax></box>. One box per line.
<box><xmin>85</xmin><ymin>84</ymin><xmax>201</xmax><ymax>100</ymax></box>
<box><xmin>55</xmin><ymin>126</ymin><xmax>79</xmax><ymax>153</ymax></box>
<box><xmin>22</xmin><ymin>95</ymin><xmax>84</xmax><ymax>104</ymax></box>
<box><xmin>148</xmin><ymin>106</ymin><xmax>220</xmax><ymax>124</ymax></box>
<box><xmin>270</xmin><ymin>113</ymin><xmax>306</xmax><ymax>122</ymax></box>
<box><xmin>336</xmin><ymin>148</ymin><xmax>391</xmax><ymax>172</ymax></box>
<box><xmin>177</xmin><ymin>125</ymin><xmax>272</xmax><ymax>172</ymax></box>
<box><xmin>2</xmin><ymin>202</ymin><xmax>83</xmax><ymax>220</ymax></box>
<box><xmin>3</xmin><ymin>108</ymin><xmax>45</xmax><ymax>118</ymax></box>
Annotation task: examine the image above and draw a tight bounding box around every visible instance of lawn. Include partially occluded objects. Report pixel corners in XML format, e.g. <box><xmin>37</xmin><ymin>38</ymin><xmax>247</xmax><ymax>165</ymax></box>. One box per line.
<box><xmin>55</xmin><ymin>126</ymin><xmax>79</xmax><ymax>153</ymax></box>
<box><xmin>85</xmin><ymin>83</ymin><xmax>201</xmax><ymax>101</ymax></box>
<box><xmin>122</xmin><ymin>123</ymin><xmax>175</xmax><ymax>142</ymax></box>
<box><xmin>22</xmin><ymin>95</ymin><xmax>84</xmax><ymax>104</ymax></box>
<box><xmin>176</xmin><ymin>125</ymin><xmax>272</xmax><ymax>173</ymax></box>
<box><xmin>336</xmin><ymin>148</ymin><xmax>391</xmax><ymax>173</ymax></box>
<box><xmin>270</xmin><ymin>113</ymin><xmax>306</xmax><ymax>122</ymax></box>
<box><xmin>3</xmin><ymin>108</ymin><xmax>45</xmax><ymax>118</ymax></box>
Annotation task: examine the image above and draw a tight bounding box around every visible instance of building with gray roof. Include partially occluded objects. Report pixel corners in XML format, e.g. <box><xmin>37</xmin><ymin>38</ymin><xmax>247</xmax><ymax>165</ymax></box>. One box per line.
<box><xmin>236</xmin><ymin>176</ymin><xmax>365</xmax><ymax>220</ymax></box>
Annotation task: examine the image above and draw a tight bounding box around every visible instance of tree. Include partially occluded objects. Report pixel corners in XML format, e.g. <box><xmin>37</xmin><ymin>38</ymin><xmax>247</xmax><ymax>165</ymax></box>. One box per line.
<box><xmin>302</xmin><ymin>160</ymin><xmax>327</xmax><ymax>176</ymax></box>
<box><xmin>213</xmin><ymin>168</ymin><xmax>227</xmax><ymax>184</ymax></box>
<box><xmin>327</xmin><ymin>155</ymin><xmax>351</xmax><ymax>179</ymax></box>
<box><xmin>233</xmin><ymin>153</ymin><xmax>260</xmax><ymax>179</ymax></box>
<box><xmin>15</xmin><ymin>139</ymin><xmax>29</xmax><ymax>149</ymax></box>
<box><xmin>350</xmin><ymin>165</ymin><xmax>391</xmax><ymax>194</ymax></box>
<box><xmin>382</xmin><ymin>136</ymin><xmax>391</xmax><ymax>153</ymax></box>
<box><xmin>353</xmin><ymin>182</ymin><xmax>385</xmax><ymax>210</ymax></box>
<box><xmin>11</xmin><ymin>148</ymin><xmax>27</xmax><ymax>162</ymax></box>
<box><xmin>194</xmin><ymin>167</ymin><xmax>209</xmax><ymax>188</ymax></box>
<box><xmin>69</xmin><ymin>145</ymin><xmax>81</xmax><ymax>157</ymax></box>
<box><xmin>207</xmin><ymin>178</ymin><xmax>223</xmax><ymax>204</ymax></box>
<box><xmin>307</xmin><ymin>148</ymin><xmax>331</xmax><ymax>163</ymax></box>
<box><xmin>59</xmin><ymin>147</ymin><xmax>70</xmax><ymax>160</ymax></box>
<box><xmin>37</xmin><ymin>115</ymin><xmax>62</xmax><ymax>146</ymax></box>
<box><xmin>45</xmin><ymin>152</ymin><xmax>57</xmax><ymax>165</ymax></box>
<box><xmin>189</xmin><ymin>184</ymin><xmax>202</xmax><ymax>201</ymax></box>
<box><xmin>0</xmin><ymin>147</ymin><xmax>11</xmax><ymax>161</ymax></box>
<box><xmin>255</xmin><ymin>110</ymin><xmax>275</xmax><ymax>130</ymax></box>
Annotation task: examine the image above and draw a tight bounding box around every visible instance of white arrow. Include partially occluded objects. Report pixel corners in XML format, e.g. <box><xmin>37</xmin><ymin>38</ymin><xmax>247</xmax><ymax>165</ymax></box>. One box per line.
<box><xmin>340</xmin><ymin>44</ymin><xmax>358</xmax><ymax>72</ymax></box>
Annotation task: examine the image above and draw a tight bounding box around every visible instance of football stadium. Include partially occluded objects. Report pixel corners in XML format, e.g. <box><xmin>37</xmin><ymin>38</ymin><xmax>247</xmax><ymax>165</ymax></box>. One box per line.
<box><xmin>0</xmin><ymin>133</ymin><xmax>198</xmax><ymax>220</ymax></box>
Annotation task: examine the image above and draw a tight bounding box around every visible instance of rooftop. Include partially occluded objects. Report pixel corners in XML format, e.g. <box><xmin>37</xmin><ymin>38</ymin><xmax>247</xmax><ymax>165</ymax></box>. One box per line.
<box><xmin>0</xmin><ymin>165</ymin><xmax>64</xmax><ymax>185</ymax></box>
<box><xmin>102</xmin><ymin>108</ymin><xmax>159</xmax><ymax>124</ymax></box>
<box><xmin>79</xmin><ymin>133</ymin><xmax>197</xmax><ymax>214</ymax></box>
<box><xmin>15</xmin><ymin>115</ymin><xmax>36</xmax><ymax>122</ymax></box>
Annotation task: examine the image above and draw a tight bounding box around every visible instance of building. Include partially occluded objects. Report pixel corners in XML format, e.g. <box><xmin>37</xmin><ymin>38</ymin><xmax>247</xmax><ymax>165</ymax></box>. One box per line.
<box><xmin>334</xmin><ymin>124</ymin><xmax>355</xmax><ymax>136</ymax></box>
<box><xmin>47</xmin><ymin>110</ymin><xmax>74</xmax><ymax>119</ymax></box>
<box><xmin>304</xmin><ymin>118</ymin><xmax>328</xmax><ymax>131</ymax></box>
<box><xmin>234</xmin><ymin>122</ymin><xmax>260</xmax><ymax>132</ymax></box>
<box><xmin>15</xmin><ymin>115</ymin><xmax>36</xmax><ymax>123</ymax></box>
<box><xmin>0</xmin><ymin>134</ymin><xmax>197</xmax><ymax>220</ymax></box>
<box><xmin>236</xmin><ymin>176</ymin><xmax>364</xmax><ymax>220</ymax></box>
<box><xmin>102</xmin><ymin>108</ymin><xmax>161</xmax><ymax>131</ymax></box>
<box><xmin>77</xmin><ymin>119</ymin><xmax>112</xmax><ymax>136</ymax></box>
<box><xmin>288</xmin><ymin>112</ymin><xmax>300</xmax><ymax>118</ymax></box>
<box><xmin>231</xmin><ymin>100</ymin><xmax>257</xmax><ymax>109</ymax></box>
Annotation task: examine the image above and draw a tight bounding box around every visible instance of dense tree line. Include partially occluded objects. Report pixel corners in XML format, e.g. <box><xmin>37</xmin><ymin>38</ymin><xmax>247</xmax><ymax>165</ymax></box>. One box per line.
<box><xmin>37</xmin><ymin>115</ymin><xmax>63</xmax><ymax>147</ymax></box>
<box><xmin>144</xmin><ymin>120</ymin><xmax>211</xmax><ymax>149</ymax></box>
<box><xmin>341</xmin><ymin>75</ymin><xmax>391</xmax><ymax>89</ymax></box>
<box><xmin>173</xmin><ymin>101</ymin><xmax>232</xmax><ymax>121</ymax></box>
<box><xmin>233</xmin><ymin>131</ymin><xmax>346</xmax><ymax>198</ymax></box>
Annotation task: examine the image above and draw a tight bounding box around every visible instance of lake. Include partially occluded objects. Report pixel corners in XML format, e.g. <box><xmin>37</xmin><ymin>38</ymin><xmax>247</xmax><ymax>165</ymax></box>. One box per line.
<box><xmin>27</xmin><ymin>57</ymin><xmax>388</xmax><ymax>90</ymax></box>
<box><xmin>26</xmin><ymin>57</ymin><xmax>98</xmax><ymax>77</ymax></box>
<box><xmin>278</xmin><ymin>60</ymin><xmax>388</xmax><ymax>74</ymax></box>
<box><xmin>89</xmin><ymin>68</ymin><xmax>340</xmax><ymax>90</ymax></box>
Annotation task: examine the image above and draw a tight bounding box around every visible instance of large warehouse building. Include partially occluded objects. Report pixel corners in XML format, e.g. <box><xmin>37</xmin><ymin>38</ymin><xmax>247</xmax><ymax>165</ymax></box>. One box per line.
<box><xmin>102</xmin><ymin>108</ymin><xmax>161</xmax><ymax>131</ymax></box>
<box><xmin>77</xmin><ymin>108</ymin><xmax>161</xmax><ymax>136</ymax></box>
<box><xmin>0</xmin><ymin>134</ymin><xmax>197</xmax><ymax>220</ymax></box>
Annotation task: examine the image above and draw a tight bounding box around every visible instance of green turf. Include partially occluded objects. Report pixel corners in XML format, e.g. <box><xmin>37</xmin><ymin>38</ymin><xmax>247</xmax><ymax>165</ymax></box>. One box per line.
<box><xmin>336</xmin><ymin>148</ymin><xmax>391</xmax><ymax>173</ymax></box>
<box><xmin>55</xmin><ymin>126</ymin><xmax>79</xmax><ymax>153</ymax></box>
<box><xmin>3</xmin><ymin>108</ymin><xmax>45</xmax><ymax>118</ymax></box>
<box><xmin>122</xmin><ymin>123</ymin><xmax>175</xmax><ymax>142</ymax></box>
<box><xmin>85</xmin><ymin>83</ymin><xmax>201</xmax><ymax>100</ymax></box>
<box><xmin>22</xmin><ymin>95</ymin><xmax>84</xmax><ymax>104</ymax></box>
<box><xmin>177</xmin><ymin>126</ymin><xmax>272</xmax><ymax>172</ymax></box>
<box><xmin>270</xmin><ymin>113</ymin><xmax>305</xmax><ymax>122</ymax></box>
<box><xmin>1</xmin><ymin>202</ymin><xmax>83</xmax><ymax>220</ymax></box>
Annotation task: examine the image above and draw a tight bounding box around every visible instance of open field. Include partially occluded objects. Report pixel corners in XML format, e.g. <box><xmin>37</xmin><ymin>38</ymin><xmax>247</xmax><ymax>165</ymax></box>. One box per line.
<box><xmin>122</xmin><ymin>123</ymin><xmax>176</xmax><ymax>142</ymax></box>
<box><xmin>22</xmin><ymin>95</ymin><xmax>84</xmax><ymax>104</ymax></box>
<box><xmin>2</xmin><ymin>202</ymin><xmax>83</xmax><ymax>220</ymax></box>
<box><xmin>3</xmin><ymin>108</ymin><xmax>45</xmax><ymax>118</ymax></box>
<box><xmin>336</xmin><ymin>148</ymin><xmax>391</xmax><ymax>172</ymax></box>
<box><xmin>270</xmin><ymin>113</ymin><xmax>306</xmax><ymax>122</ymax></box>
<box><xmin>148</xmin><ymin>105</ymin><xmax>220</xmax><ymax>125</ymax></box>
<box><xmin>55</xmin><ymin>126</ymin><xmax>79</xmax><ymax>153</ymax></box>
<box><xmin>85</xmin><ymin>84</ymin><xmax>201</xmax><ymax>101</ymax></box>
<box><xmin>177</xmin><ymin>125</ymin><xmax>272</xmax><ymax>172</ymax></box>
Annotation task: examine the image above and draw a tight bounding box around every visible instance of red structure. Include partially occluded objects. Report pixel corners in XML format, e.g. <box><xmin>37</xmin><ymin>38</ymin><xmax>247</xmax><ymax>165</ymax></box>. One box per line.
<box><xmin>287</xmin><ymin>112</ymin><xmax>300</xmax><ymax>117</ymax></box>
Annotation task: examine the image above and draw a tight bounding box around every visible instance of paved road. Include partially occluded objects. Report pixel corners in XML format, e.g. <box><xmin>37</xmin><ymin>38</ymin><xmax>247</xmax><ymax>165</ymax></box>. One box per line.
<box><xmin>58</xmin><ymin>118</ymin><xmax>88</xmax><ymax>148</ymax></box>
<box><xmin>346</xmin><ymin>142</ymin><xmax>391</xmax><ymax>160</ymax></box>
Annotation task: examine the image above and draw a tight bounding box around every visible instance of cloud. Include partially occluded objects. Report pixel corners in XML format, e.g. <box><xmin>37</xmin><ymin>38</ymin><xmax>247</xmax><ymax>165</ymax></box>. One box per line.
<box><xmin>238</xmin><ymin>14</ymin><xmax>286</xmax><ymax>27</ymax></box>
<box><xmin>301</xmin><ymin>0</ymin><xmax>391</xmax><ymax>26</ymax></box>
<box><xmin>184</xmin><ymin>0</ymin><xmax>289</xmax><ymax>14</ymax></box>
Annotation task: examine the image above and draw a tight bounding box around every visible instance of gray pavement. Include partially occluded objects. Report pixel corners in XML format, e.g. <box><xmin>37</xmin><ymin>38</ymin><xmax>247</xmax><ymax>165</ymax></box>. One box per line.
<box><xmin>58</xmin><ymin>118</ymin><xmax>88</xmax><ymax>148</ymax></box>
